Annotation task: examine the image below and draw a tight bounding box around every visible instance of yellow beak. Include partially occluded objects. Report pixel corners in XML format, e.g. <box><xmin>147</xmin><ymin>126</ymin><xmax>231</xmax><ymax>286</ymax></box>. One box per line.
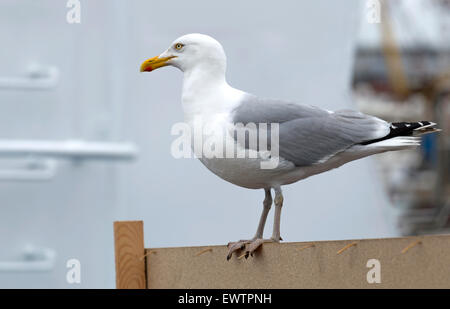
<box><xmin>140</xmin><ymin>56</ymin><xmax>176</xmax><ymax>72</ymax></box>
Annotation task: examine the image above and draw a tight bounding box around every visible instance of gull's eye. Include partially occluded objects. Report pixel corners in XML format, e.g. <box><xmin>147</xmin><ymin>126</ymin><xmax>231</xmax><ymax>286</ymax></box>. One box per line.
<box><xmin>174</xmin><ymin>43</ymin><xmax>184</xmax><ymax>50</ymax></box>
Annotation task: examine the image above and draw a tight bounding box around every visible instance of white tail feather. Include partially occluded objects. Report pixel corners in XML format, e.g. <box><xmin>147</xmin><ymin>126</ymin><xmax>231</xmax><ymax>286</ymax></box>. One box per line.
<box><xmin>368</xmin><ymin>136</ymin><xmax>421</xmax><ymax>150</ymax></box>
<box><xmin>413</xmin><ymin>125</ymin><xmax>441</xmax><ymax>136</ymax></box>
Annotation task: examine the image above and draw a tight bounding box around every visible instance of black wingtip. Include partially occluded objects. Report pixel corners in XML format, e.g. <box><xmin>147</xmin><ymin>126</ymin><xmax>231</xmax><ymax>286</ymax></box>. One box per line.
<box><xmin>360</xmin><ymin>121</ymin><xmax>438</xmax><ymax>145</ymax></box>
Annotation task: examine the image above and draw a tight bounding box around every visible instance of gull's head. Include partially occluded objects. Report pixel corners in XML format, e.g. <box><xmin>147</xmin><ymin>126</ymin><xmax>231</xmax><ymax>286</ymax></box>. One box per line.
<box><xmin>140</xmin><ymin>33</ymin><xmax>226</xmax><ymax>74</ymax></box>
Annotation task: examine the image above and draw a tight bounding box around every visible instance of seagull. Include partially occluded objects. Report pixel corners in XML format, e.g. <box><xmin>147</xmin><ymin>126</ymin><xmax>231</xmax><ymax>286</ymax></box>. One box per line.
<box><xmin>140</xmin><ymin>33</ymin><xmax>440</xmax><ymax>260</ymax></box>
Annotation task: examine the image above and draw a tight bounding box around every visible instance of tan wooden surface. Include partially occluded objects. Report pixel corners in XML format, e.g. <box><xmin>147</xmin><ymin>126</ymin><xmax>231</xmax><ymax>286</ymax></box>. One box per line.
<box><xmin>145</xmin><ymin>234</ymin><xmax>450</xmax><ymax>289</ymax></box>
<box><xmin>114</xmin><ymin>221</ymin><xmax>146</xmax><ymax>289</ymax></box>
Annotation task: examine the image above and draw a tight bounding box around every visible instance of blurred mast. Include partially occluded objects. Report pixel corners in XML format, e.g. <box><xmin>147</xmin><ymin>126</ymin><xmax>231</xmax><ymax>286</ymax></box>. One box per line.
<box><xmin>380</xmin><ymin>0</ymin><xmax>410</xmax><ymax>99</ymax></box>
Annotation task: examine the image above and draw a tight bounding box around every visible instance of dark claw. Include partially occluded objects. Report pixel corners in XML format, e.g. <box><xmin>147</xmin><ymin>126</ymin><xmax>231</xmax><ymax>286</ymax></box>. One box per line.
<box><xmin>245</xmin><ymin>252</ymin><xmax>249</xmax><ymax>259</ymax></box>
<box><xmin>226</xmin><ymin>254</ymin><xmax>231</xmax><ymax>261</ymax></box>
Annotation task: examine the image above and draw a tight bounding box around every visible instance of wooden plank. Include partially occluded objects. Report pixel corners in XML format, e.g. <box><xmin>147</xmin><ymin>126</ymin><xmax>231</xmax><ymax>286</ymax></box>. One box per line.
<box><xmin>145</xmin><ymin>234</ymin><xmax>450</xmax><ymax>288</ymax></box>
<box><xmin>114</xmin><ymin>221</ymin><xmax>146</xmax><ymax>289</ymax></box>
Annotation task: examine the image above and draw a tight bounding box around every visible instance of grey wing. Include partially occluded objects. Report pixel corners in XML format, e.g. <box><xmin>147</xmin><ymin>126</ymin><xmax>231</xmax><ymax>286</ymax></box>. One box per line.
<box><xmin>232</xmin><ymin>94</ymin><xmax>330</xmax><ymax>123</ymax></box>
<box><xmin>231</xmin><ymin>94</ymin><xmax>390</xmax><ymax>166</ymax></box>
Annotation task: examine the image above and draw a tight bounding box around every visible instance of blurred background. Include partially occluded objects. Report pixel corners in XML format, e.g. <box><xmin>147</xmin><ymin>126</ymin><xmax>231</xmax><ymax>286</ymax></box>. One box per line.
<box><xmin>0</xmin><ymin>0</ymin><xmax>448</xmax><ymax>288</ymax></box>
